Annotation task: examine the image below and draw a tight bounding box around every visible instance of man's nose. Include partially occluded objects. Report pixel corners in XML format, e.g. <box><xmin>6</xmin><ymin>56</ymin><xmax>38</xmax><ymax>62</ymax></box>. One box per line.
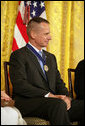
<box><xmin>48</xmin><ymin>35</ymin><xmax>52</xmax><ymax>40</ymax></box>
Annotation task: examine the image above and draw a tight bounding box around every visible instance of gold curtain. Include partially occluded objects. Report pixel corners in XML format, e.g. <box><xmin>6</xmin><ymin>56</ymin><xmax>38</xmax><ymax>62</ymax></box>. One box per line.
<box><xmin>1</xmin><ymin>1</ymin><xmax>19</xmax><ymax>90</ymax></box>
<box><xmin>45</xmin><ymin>1</ymin><xmax>84</xmax><ymax>87</ymax></box>
<box><xmin>1</xmin><ymin>1</ymin><xmax>84</xmax><ymax>90</ymax></box>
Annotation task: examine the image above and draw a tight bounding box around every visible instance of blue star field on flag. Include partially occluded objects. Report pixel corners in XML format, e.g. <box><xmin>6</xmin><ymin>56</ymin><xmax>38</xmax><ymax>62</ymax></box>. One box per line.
<box><xmin>24</xmin><ymin>1</ymin><xmax>45</xmax><ymax>18</ymax></box>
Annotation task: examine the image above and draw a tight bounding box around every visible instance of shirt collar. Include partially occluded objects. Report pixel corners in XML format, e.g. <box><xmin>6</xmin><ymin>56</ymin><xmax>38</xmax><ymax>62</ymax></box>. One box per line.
<box><xmin>28</xmin><ymin>42</ymin><xmax>43</xmax><ymax>53</ymax></box>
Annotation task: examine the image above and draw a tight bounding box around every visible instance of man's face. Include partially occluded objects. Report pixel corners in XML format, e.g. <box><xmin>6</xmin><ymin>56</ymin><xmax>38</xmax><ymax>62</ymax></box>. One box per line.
<box><xmin>32</xmin><ymin>22</ymin><xmax>51</xmax><ymax>49</ymax></box>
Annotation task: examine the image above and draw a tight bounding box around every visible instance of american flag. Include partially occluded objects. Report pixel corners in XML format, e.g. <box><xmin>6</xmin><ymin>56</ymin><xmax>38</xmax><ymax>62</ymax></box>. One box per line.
<box><xmin>12</xmin><ymin>1</ymin><xmax>47</xmax><ymax>52</ymax></box>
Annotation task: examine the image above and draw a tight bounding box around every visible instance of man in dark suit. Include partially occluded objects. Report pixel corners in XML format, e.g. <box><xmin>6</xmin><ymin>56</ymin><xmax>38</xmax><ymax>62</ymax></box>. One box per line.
<box><xmin>74</xmin><ymin>60</ymin><xmax>84</xmax><ymax>100</ymax></box>
<box><xmin>9</xmin><ymin>17</ymin><xmax>84</xmax><ymax>125</ymax></box>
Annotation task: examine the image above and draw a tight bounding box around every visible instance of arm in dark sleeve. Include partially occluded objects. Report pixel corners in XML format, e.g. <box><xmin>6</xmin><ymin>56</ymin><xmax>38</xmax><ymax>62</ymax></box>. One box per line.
<box><xmin>9</xmin><ymin>51</ymin><xmax>49</xmax><ymax>98</ymax></box>
<box><xmin>74</xmin><ymin>60</ymin><xmax>84</xmax><ymax>99</ymax></box>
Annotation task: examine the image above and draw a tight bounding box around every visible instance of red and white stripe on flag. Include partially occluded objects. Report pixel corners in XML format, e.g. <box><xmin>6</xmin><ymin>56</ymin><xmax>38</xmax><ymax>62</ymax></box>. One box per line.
<box><xmin>12</xmin><ymin>1</ymin><xmax>47</xmax><ymax>52</ymax></box>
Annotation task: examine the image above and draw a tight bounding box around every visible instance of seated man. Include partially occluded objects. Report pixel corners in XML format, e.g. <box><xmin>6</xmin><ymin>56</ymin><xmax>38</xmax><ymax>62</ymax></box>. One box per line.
<box><xmin>1</xmin><ymin>91</ymin><xmax>27</xmax><ymax>125</ymax></box>
<box><xmin>9</xmin><ymin>17</ymin><xmax>84</xmax><ymax>125</ymax></box>
<box><xmin>74</xmin><ymin>59</ymin><xmax>84</xmax><ymax>100</ymax></box>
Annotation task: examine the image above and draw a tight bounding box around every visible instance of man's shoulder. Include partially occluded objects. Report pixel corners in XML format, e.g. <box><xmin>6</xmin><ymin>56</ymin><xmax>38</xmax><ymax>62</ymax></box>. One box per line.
<box><xmin>11</xmin><ymin>46</ymin><xmax>27</xmax><ymax>55</ymax></box>
<box><xmin>43</xmin><ymin>50</ymin><xmax>55</xmax><ymax>57</ymax></box>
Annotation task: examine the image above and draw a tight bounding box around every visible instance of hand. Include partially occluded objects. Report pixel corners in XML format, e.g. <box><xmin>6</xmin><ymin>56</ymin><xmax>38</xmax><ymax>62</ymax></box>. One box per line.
<box><xmin>48</xmin><ymin>93</ymin><xmax>71</xmax><ymax>110</ymax></box>
<box><xmin>1</xmin><ymin>91</ymin><xmax>12</xmax><ymax>101</ymax></box>
<box><xmin>60</xmin><ymin>96</ymin><xmax>71</xmax><ymax>110</ymax></box>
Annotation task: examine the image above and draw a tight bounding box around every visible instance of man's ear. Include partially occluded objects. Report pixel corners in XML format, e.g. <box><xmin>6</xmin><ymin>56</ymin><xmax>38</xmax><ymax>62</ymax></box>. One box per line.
<box><xmin>30</xmin><ymin>31</ymin><xmax>36</xmax><ymax>39</ymax></box>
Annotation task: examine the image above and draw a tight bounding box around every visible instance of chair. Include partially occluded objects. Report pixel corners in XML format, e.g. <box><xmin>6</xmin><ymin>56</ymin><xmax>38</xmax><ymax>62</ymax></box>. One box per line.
<box><xmin>68</xmin><ymin>68</ymin><xmax>78</xmax><ymax>125</ymax></box>
<box><xmin>68</xmin><ymin>68</ymin><xmax>76</xmax><ymax>98</ymax></box>
<box><xmin>4</xmin><ymin>61</ymin><xmax>50</xmax><ymax>125</ymax></box>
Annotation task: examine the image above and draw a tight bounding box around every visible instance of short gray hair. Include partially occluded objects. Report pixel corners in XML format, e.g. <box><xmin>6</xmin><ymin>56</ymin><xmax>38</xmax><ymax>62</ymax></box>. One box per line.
<box><xmin>27</xmin><ymin>17</ymin><xmax>49</xmax><ymax>38</ymax></box>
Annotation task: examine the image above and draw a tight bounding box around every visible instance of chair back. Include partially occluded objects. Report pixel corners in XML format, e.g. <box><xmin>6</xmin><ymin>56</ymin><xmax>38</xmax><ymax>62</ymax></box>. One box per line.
<box><xmin>68</xmin><ymin>68</ymin><xmax>76</xmax><ymax>98</ymax></box>
<box><xmin>4</xmin><ymin>61</ymin><xmax>12</xmax><ymax>97</ymax></box>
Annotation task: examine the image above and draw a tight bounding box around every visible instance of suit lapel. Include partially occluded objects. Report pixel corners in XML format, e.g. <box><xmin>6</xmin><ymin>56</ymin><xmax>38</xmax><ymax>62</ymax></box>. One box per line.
<box><xmin>25</xmin><ymin>47</ymin><xmax>55</xmax><ymax>93</ymax></box>
<box><xmin>25</xmin><ymin>47</ymin><xmax>47</xmax><ymax>80</ymax></box>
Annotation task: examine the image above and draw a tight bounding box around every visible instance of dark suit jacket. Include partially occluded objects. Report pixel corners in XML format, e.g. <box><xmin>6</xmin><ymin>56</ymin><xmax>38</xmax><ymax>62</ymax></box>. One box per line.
<box><xmin>9</xmin><ymin>46</ymin><xmax>69</xmax><ymax>114</ymax></box>
<box><xmin>74</xmin><ymin>60</ymin><xmax>84</xmax><ymax>99</ymax></box>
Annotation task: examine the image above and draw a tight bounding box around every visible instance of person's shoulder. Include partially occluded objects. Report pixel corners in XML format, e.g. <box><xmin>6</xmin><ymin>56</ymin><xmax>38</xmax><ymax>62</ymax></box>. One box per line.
<box><xmin>43</xmin><ymin>50</ymin><xmax>55</xmax><ymax>57</ymax></box>
<box><xmin>11</xmin><ymin>46</ymin><xmax>27</xmax><ymax>56</ymax></box>
<box><xmin>76</xmin><ymin>59</ymin><xmax>84</xmax><ymax>70</ymax></box>
<box><xmin>79</xmin><ymin>59</ymin><xmax>84</xmax><ymax>64</ymax></box>
<box><xmin>77</xmin><ymin>59</ymin><xmax>84</xmax><ymax>67</ymax></box>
